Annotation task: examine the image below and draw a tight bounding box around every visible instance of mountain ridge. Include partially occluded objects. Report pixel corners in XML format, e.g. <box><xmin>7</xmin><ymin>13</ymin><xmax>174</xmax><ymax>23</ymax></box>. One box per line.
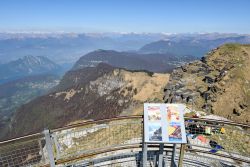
<box><xmin>6</xmin><ymin>63</ymin><xmax>169</xmax><ymax>139</ymax></box>
<box><xmin>139</xmin><ymin>36</ymin><xmax>250</xmax><ymax>57</ymax></box>
<box><xmin>72</xmin><ymin>49</ymin><xmax>196</xmax><ymax>73</ymax></box>
<box><xmin>0</xmin><ymin>55</ymin><xmax>61</xmax><ymax>84</ymax></box>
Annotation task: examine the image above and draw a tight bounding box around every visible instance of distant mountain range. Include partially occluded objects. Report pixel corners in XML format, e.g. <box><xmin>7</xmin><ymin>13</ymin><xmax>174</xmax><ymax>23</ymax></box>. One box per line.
<box><xmin>72</xmin><ymin>50</ymin><xmax>196</xmax><ymax>73</ymax></box>
<box><xmin>0</xmin><ymin>55</ymin><xmax>61</xmax><ymax>84</ymax></box>
<box><xmin>0</xmin><ymin>32</ymin><xmax>250</xmax><ymax>64</ymax></box>
<box><xmin>139</xmin><ymin>35</ymin><xmax>250</xmax><ymax>57</ymax></box>
<box><xmin>0</xmin><ymin>33</ymin><xmax>163</xmax><ymax>64</ymax></box>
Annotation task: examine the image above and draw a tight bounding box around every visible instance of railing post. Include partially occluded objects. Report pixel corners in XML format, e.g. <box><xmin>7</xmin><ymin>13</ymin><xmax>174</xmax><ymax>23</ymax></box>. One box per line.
<box><xmin>178</xmin><ymin>144</ymin><xmax>186</xmax><ymax>167</ymax></box>
<box><xmin>44</xmin><ymin>129</ymin><xmax>56</xmax><ymax>167</ymax></box>
<box><xmin>52</xmin><ymin>134</ymin><xmax>60</xmax><ymax>159</ymax></box>
<box><xmin>38</xmin><ymin>139</ymin><xmax>45</xmax><ymax>163</ymax></box>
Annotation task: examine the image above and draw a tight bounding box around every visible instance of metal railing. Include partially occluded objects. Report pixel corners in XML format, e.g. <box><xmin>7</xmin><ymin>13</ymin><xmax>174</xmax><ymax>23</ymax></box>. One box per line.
<box><xmin>0</xmin><ymin>115</ymin><xmax>249</xmax><ymax>167</ymax></box>
<box><xmin>0</xmin><ymin>133</ymin><xmax>47</xmax><ymax>167</ymax></box>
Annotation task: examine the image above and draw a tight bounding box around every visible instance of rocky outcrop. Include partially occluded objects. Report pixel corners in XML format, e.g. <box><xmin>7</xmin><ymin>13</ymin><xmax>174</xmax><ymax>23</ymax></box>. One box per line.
<box><xmin>164</xmin><ymin>44</ymin><xmax>250</xmax><ymax>124</ymax></box>
<box><xmin>164</xmin><ymin>60</ymin><xmax>215</xmax><ymax>106</ymax></box>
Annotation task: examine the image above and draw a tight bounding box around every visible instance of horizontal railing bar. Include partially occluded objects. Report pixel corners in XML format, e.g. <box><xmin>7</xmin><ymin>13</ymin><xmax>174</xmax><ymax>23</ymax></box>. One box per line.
<box><xmin>1</xmin><ymin>115</ymin><xmax>249</xmax><ymax>145</ymax></box>
<box><xmin>51</xmin><ymin>115</ymin><xmax>143</xmax><ymax>132</ymax></box>
<box><xmin>52</xmin><ymin>115</ymin><xmax>250</xmax><ymax>133</ymax></box>
<box><xmin>0</xmin><ymin>115</ymin><xmax>249</xmax><ymax>167</ymax></box>
<box><xmin>186</xmin><ymin>143</ymin><xmax>250</xmax><ymax>159</ymax></box>
<box><xmin>187</xmin><ymin>148</ymin><xmax>250</xmax><ymax>164</ymax></box>
<box><xmin>0</xmin><ymin>132</ymin><xmax>43</xmax><ymax>146</ymax></box>
<box><xmin>180</xmin><ymin>152</ymin><xmax>239</xmax><ymax>166</ymax></box>
<box><xmin>55</xmin><ymin>143</ymin><xmax>142</xmax><ymax>165</ymax></box>
<box><xmin>81</xmin><ymin>152</ymin><xmax>212</xmax><ymax>167</ymax></box>
<box><xmin>185</xmin><ymin>117</ymin><xmax>250</xmax><ymax>128</ymax></box>
<box><xmin>56</xmin><ymin>143</ymin><xmax>176</xmax><ymax>165</ymax></box>
<box><xmin>55</xmin><ymin>143</ymin><xmax>250</xmax><ymax>165</ymax></box>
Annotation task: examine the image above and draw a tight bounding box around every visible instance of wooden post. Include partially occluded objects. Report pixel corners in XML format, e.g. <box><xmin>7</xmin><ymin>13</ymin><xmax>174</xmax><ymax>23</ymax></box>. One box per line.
<box><xmin>178</xmin><ymin>144</ymin><xmax>186</xmax><ymax>167</ymax></box>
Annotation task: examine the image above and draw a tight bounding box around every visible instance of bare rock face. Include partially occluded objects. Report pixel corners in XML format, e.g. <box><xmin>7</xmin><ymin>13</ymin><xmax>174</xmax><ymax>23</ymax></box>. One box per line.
<box><xmin>89</xmin><ymin>74</ymin><xmax>125</xmax><ymax>97</ymax></box>
<box><xmin>164</xmin><ymin>44</ymin><xmax>250</xmax><ymax>124</ymax></box>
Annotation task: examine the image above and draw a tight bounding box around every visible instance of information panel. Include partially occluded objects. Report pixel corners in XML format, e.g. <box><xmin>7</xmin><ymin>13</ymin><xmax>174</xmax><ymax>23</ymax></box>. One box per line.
<box><xmin>144</xmin><ymin>103</ymin><xmax>187</xmax><ymax>143</ymax></box>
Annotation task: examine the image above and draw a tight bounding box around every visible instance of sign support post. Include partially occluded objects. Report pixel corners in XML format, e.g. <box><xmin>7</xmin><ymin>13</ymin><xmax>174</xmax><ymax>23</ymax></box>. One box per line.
<box><xmin>171</xmin><ymin>144</ymin><xmax>177</xmax><ymax>167</ymax></box>
<box><xmin>178</xmin><ymin>144</ymin><xmax>186</xmax><ymax>167</ymax></box>
<box><xmin>158</xmin><ymin>143</ymin><xmax>164</xmax><ymax>167</ymax></box>
<box><xmin>142</xmin><ymin>117</ymin><xmax>147</xmax><ymax>167</ymax></box>
<box><xmin>142</xmin><ymin>142</ymin><xmax>147</xmax><ymax>167</ymax></box>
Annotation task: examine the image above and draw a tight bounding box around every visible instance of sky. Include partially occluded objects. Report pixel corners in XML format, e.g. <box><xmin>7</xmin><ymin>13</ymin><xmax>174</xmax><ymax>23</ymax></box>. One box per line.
<box><xmin>0</xmin><ymin>0</ymin><xmax>250</xmax><ymax>33</ymax></box>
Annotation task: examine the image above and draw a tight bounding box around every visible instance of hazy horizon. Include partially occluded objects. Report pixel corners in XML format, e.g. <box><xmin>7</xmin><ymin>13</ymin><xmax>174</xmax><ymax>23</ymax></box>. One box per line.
<box><xmin>1</xmin><ymin>0</ymin><xmax>250</xmax><ymax>34</ymax></box>
<box><xmin>0</xmin><ymin>31</ymin><xmax>250</xmax><ymax>36</ymax></box>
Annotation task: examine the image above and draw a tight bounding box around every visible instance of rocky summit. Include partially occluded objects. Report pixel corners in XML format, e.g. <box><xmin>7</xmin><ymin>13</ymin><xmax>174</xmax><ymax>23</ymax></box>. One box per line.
<box><xmin>164</xmin><ymin>44</ymin><xmax>250</xmax><ymax>124</ymax></box>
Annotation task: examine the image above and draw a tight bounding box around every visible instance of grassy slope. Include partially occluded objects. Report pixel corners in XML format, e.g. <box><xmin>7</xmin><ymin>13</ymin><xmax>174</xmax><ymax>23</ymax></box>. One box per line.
<box><xmin>210</xmin><ymin>44</ymin><xmax>250</xmax><ymax>123</ymax></box>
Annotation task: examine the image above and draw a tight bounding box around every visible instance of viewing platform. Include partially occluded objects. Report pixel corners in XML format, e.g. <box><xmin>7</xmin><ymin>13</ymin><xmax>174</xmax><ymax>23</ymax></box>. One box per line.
<box><xmin>0</xmin><ymin>116</ymin><xmax>249</xmax><ymax>167</ymax></box>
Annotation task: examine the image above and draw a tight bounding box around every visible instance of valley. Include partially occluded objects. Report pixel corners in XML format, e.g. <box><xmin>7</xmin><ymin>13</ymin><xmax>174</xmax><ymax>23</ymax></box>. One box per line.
<box><xmin>0</xmin><ymin>74</ymin><xmax>60</xmax><ymax>139</ymax></box>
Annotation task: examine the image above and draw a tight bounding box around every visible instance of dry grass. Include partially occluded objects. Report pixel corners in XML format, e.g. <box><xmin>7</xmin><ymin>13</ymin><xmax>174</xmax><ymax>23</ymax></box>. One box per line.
<box><xmin>212</xmin><ymin>45</ymin><xmax>250</xmax><ymax>123</ymax></box>
<box><xmin>56</xmin><ymin>119</ymin><xmax>142</xmax><ymax>159</ymax></box>
<box><xmin>208</xmin><ymin>125</ymin><xmax>250</xmax><ymax>156</ymax></box>
<box><xmin>117</xmin><ymin>70</ymin><xmax>169</xmax><ymax>102</ymax></box>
